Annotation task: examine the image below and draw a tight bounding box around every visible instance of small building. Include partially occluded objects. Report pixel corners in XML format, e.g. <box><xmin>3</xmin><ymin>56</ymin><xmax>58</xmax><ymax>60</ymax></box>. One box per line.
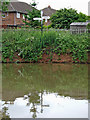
<box><xmin>70</xmin><ymin>22</ymin><xmax>90</xmax><ymax>34</ymax></box>
<box><xmin>42</xmin><ymin>6</ymin><xmax>56</xmax><ymax>26</ymax></box>
<box><xmin>0</xmin><ymin>1</ymin><xmax>34</xmax><ymax>28</ymax></box>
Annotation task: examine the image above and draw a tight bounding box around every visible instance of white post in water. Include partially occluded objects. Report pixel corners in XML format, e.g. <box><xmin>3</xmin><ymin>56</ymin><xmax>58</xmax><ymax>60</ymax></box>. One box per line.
<box><xmin>33</xmin><ymin>10</ymin><xmax>50</xmax><ymax>34</ymax></box>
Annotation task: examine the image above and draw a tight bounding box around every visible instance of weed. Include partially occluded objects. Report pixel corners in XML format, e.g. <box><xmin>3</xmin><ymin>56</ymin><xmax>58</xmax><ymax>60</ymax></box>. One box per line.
<box><xmin>2</xmin><ymin>28</ymin><xmax>88</xmax><ymax>63</ymax></box>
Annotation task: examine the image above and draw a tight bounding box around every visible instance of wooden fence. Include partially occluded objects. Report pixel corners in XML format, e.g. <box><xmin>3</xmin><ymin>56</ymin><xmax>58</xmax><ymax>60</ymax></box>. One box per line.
<box><xmin>1</xmin><ymin>28</ymin><xmax>90</xmax><ymax>34</ymax></box>
<box><xmin>70</xmin><ymin>29</ymin><xmax>89</xmax><ymax>34</ymax></box>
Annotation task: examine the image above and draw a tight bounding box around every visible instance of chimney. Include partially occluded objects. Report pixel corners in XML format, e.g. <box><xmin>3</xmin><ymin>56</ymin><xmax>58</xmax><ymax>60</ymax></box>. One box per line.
<box><xmin>48</xmin><ymin>5</ymin><xmax>51</xmax><ymax>8</ymax></box>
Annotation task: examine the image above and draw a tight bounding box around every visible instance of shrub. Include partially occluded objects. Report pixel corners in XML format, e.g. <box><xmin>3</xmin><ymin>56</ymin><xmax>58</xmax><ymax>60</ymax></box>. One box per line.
<box><xmin>2</xmin><ymin>29</ymin><xmax>88</xmax><ymax>63</ymax></box>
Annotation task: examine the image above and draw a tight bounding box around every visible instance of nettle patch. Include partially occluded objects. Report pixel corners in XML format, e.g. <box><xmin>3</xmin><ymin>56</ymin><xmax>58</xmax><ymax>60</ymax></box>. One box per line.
<box><xmin>2</xmin><ymin>29</ymin><xmax>89</xmax><ymax>63</ymax></box>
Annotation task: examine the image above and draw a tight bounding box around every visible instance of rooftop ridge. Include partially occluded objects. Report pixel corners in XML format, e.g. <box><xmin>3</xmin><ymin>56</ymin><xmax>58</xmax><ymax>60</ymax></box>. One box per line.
<box><xmin>10</xmin><ymin>2</ymin><xmax>15</xmax><ymax>11</ymax></box>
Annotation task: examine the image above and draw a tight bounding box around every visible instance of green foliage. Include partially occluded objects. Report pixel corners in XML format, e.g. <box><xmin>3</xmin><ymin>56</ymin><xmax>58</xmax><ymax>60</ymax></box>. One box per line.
<box><xmin>43</xmin><ymin>24</ymin><xmax>52</xmax><ymax>29</ymax></box>
<box><xmin>30</xmin><ymin>0</ymin><xmax>37</xmax><ymax>7</ymax></box>
<box><xmin>0</xmin><ymin>0</ymin><xmax>10</xmax><ymax>11</ymax></box>
<box><xmin>23</xmin><ymin>0</ymin><xmax>41</xmax><ymax>28</ymax></box>
<box><xmin>23</xmin><ymin>9</ymin><xmax>41</xmax><ymax>28</ymax></box>
<box><xmin>87</xmin><ymin>23</ymin><xmax>90</xmax><ymax>34</ymax></box>
<box><xmin>51</xmin><ymin>8</ymin><xmax>87</xmax><ymax>29</ymax></box>
<box><xmin>87</xmin><ymin>16</ymin><xmax>90</xmax><ymax>21</ymax></box>
<box><xmin>53</xmin><ymin>31</ymin><xmax>88</xmax><ymax>62</ymax></box>
<box><xmin>2</xmin><ymin>29</ymin><xmax>88</xmax><ymax>63</ymax></box>
<box><xmin>87</xmin><ymin>23</ymin><xmax>90</xmax><ymax>29</ymax></box>
<box><xmin>77</xmin><ymin>12</ymin><xmax>87</xmax><ymax>22</ymax></box>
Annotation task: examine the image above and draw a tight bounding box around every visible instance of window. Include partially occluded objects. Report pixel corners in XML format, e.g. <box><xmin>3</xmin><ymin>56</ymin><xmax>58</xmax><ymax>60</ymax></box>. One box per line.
<box><xmin>2</xmin><ymin>13</ymin><xmax>6</xmax><ymax>18</ymax></box>
<box><xmin>23</xmin><ymin>14</ymin><xmax>25</xmax><ymax>19</ymax></box>
<box><xmin>17</xmin><ymin>13</ymin><xmax>20</xmax><ymax>18</ymax></box>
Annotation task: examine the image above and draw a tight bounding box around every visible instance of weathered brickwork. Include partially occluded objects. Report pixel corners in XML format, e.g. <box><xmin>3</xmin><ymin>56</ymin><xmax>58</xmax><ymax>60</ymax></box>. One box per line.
<box><xmin>16</xmin><ymin>13</ymin><xmax>25</xmax><ymax>25</ymax></box>
<box><xmin>2</xmin><ymin>12</ymin><xmax>14</xmax><ymax>25</ymax></box>
<box><xmin>1</xmin><ymin>12</ymin><xmax>26</xmax><ymax>28</ymax></box>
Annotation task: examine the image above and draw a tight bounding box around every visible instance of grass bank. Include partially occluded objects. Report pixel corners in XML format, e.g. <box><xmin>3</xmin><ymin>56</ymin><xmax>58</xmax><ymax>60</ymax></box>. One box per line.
<box><xmin>2</xmin><ymin>29</ymin><xmax>89</xmax><ymax>63</ymax></box>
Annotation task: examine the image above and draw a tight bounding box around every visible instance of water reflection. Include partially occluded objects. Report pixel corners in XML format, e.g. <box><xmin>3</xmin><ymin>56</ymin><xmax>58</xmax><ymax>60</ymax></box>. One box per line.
<box><xmin>1</xmin><ymin>92</ymin><xmax>88</xmax><ymax>118</ymax></box>
<box><xmin>1</xmin><ymin>63</ymin><xmax>88</xmax><ymax>118</ymax></box>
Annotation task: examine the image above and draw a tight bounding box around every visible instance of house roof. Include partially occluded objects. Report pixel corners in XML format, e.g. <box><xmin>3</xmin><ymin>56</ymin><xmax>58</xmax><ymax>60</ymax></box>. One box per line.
<box><xmin>42</xmin><ymin>5</ymin><xmax>56</xmax><ymax>17</ymax></box>
<box><xmin>2</xmin><ymin>1</ymin><xmax>34</xmax><ymax>14</ymax></box>
<box><xmin>70</xmin><ymin>22</ymin><xmax>90</xmax><ymax>26</ymax></box>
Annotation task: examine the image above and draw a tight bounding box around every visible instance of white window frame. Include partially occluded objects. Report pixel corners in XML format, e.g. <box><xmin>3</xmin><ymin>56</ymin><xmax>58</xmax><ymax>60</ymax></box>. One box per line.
<box><xmin>16</xmin><ymin>12</ymin><xmax>20</xmax><ymax>18</ymax></box>
<box><xmin>23</xmin><ymin>14</ymin><xmax>25</xmax><ymax>19</ymax></box>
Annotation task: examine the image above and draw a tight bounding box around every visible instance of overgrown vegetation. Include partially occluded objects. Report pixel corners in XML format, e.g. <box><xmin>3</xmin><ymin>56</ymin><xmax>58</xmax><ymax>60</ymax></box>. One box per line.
<box><xmin>51</xmin><ymin>8</ymin><xmax>88</xmax><ymax>29</ymax></box>
<box><xmin>23</xmin><ymin>0</ymin><xmax>41</xmax><ymax>28</ymax></box>
<box><xmin>0</xmin><ymin>0</ymin><xmax>10</xmax><ymax>12</ymax></box>
<box><xmin>2</xmin><ymin>29</ymin><xmax>89</xmax><ymax>63</ymax></box>
<box><xmin>23</xmin><ymin>8</ymin><xmax>41</xmax><ymax>28</ymax></box>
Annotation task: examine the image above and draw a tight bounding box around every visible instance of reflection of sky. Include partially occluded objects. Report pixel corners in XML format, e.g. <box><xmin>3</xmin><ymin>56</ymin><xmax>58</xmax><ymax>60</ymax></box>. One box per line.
<box><xmin>1</xmin><ymin>93</ymin><xmax>88</xmax><ymax>118</ymax></box>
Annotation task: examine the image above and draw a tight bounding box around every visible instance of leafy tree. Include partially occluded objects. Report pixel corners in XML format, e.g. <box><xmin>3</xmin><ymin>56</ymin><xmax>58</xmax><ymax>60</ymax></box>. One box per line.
<box><xmin>23</xmin><ymin>0</ymin><xmax>41</xmax><ymax>28</ymax></box>
<box><xmin>87</xmin><ymin>16</ymin><xmax>90</xmax><ymax>21</ymax></box>
<box><xmin>51</xmin><ymin>8</ymin><xmax>87</xmax><ymax>29</ymax></box>
<box><xmin>87</xmin><ymin>23</ymin><xmax>90</xmax><ymax>33</ymax></box>
<box><xmin>77</xmin><ymin>12</ymin><xmax>87</xmax><ymax>22</ymax></box>
<box><xmin>30</xmin><ymin>0</ymin><xmax>37</xmax><ymax>8</ymax></box>
<box><xmin>0</xmin><ymin>0</ymin><xmax>10</xmax><ymax>11</ymax></box>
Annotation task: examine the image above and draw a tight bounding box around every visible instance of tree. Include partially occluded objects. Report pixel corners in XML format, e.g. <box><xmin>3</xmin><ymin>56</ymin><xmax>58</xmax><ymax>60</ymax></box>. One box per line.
<box><xmin>30</xmin><ymin>0</ymin><xmax>37</xmax><ymax>8</ymax></box>
<box><xmin>77</xmin><ymin>12</ymin><xmax>87</xmax><ymax>22</ymax></box>
<box><xmin>23</xmin><ymin>0</ymin><xmax>41</xmax><ymax>28</ymax></box>
<box><xmin>51</xmin><ymin>8</ymin><xmax>87</xmax><ymax>29</ymax></box>
<box><xmin>87</xmin><ymin>16</ymin><xmax>90</xmax><ymax>21</ymax></box>
<box><xmin>0</xmin><ymin>0</ymin><xmax>10</xmax><ymax>11</ymax></box>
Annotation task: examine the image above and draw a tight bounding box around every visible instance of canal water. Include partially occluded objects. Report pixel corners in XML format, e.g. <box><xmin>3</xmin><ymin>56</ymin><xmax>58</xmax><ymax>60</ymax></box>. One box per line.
<box><xmin>0</xmin><ymin>63</ymin><xmax>88</xmax><ymax>118</ymax></box>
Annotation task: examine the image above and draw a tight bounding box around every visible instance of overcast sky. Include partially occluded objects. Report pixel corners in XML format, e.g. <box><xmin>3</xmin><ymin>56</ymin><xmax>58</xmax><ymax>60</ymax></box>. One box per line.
<box><xmin>18</xmin><ymin>0</ymin><xmax>89</xmax><ymax>15</ymax></box>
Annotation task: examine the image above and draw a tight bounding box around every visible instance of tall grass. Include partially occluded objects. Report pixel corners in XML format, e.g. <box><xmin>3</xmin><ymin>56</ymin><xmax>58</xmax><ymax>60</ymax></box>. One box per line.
<box><xmin>2</xmin><ymin>29</ymin><xmax>89</xmax><ymax>63</ymax></box>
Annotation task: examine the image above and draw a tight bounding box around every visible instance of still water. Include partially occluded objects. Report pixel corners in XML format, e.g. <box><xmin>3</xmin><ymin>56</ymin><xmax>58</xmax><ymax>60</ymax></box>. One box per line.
<box><xmin>0</xmin><ymin>63</ymin><xmax>88</xmax><ymax>118</ymax></box>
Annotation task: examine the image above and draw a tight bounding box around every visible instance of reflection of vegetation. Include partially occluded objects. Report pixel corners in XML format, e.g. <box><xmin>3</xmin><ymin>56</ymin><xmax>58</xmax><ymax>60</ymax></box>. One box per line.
<box><xmin>2</xmin><ymin>63</ymin><xmax>88</xmax><ymax>118</ymax></box>
<box><xmin>1</xmin><ymin>106</ymin><xmax>10</xmax><ymax>119</ymax></box>
<box><xmin>29</xmin><ymin>90</ymin><xmax>40</xmax><ymax>118</ymax></box>
<box><xmin>2</xmin><ymin>63</ymin><xmax>88</xmax><ymax>101</ymax></box>
<box><xmin>1</xmin><ymin>118</ymin><xmax>11</xmax><ymax>120</ymax></box>
<box><xmin>30</xmin><ymin>106</ymin><xmax>37</xmax><ymax>118</ymax></box>
<box><xmin>2</xmin><ymin>90</ymin><xmax>41</xmax><ymax>119</ymax></box>
<box><xmin>26</xmin><ymin>90</ymin><xmax>49</xmax><ymax>118</ymax></box>
<box><xmin>29</xmin><ymin>90</ymin><xmax>40</xmax><ymax>104</ymax></box>
<box><xmin>2</xmin><ymin>89</ymin><xmax>49</xmax><ymax>119</ymax></box>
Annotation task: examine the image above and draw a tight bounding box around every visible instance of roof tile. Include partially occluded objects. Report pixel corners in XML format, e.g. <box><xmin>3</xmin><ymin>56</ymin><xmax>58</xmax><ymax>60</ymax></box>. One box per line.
<box><xmin>6</xmin><ymin>1</ymin><xmax>33</xmax><ymax>13</ymax></box>
<box><xmin>42</xmin><ymin>6</ymin><xmax>56</xmax><ymax>16</ymax></box>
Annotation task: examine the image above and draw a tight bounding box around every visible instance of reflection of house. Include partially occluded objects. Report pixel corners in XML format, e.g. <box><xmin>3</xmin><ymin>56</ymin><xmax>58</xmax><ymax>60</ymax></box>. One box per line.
<box><xmin>70</xmin><ymin>21</ymin><xmax>90</xmax><ymax>34</ymax></box>
<box><xmin>42</xmin><ymin>6</ymin><xmax>56</xmax><ymax>25</ymax></box>
<box><xmin>0</xmin><ymin>1</ymin><xmax>33</xmax><ymax>28</ymax></box>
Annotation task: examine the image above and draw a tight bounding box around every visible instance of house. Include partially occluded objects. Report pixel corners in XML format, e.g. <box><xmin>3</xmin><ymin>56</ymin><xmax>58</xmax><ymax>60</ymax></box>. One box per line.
<box><xmin>0</xmin><ymin>1</ymin><xmax>34</xmax><ymax>28</ymax></box>
<box><xmin>70</xmin><ymin>21</ymin><xmax>90</xmax><ymax>34</ymax></box>
<box><xmin>42</xmin><ymin>5</ymin><xmax>56</xmax><ymax>26</ymax></box>
<box><xmin>0</xmin><ymin>1</ymin><xmax>57</xmax><ymax>28</ymax></box>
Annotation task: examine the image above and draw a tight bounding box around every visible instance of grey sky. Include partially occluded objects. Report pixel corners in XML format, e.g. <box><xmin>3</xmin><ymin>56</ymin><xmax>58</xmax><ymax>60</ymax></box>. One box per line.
<box><xmin>18</xmin><ymin>0</ymin><xmax>90</xmax><ymax>15</ymax></box>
